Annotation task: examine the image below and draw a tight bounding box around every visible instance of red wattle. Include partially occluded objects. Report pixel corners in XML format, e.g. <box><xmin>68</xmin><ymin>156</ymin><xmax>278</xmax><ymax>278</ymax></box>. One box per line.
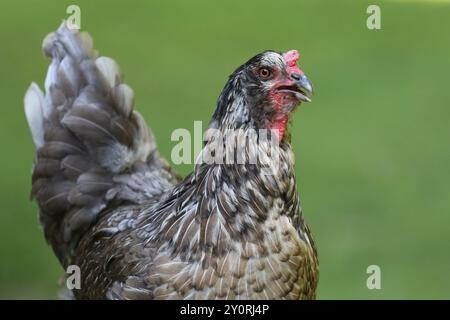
<box><xmin>270</xmin><ymin>116</ymin><xmax>289</xmax><ymax>142</ymax></box>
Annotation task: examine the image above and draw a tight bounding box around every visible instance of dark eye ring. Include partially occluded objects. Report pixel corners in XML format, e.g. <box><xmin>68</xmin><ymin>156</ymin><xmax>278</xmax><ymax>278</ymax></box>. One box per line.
<box><xmin>259</xmin><ymin>68</ymin><xmax>272</xmax><ymax>80</ymax></box>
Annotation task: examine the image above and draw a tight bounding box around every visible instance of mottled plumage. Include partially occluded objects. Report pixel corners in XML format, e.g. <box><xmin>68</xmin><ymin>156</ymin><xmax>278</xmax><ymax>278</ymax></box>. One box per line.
<box><xmin>25</xmin><ymin>22</ymin><xmax>318</xmax><ymax>299</ymax></box>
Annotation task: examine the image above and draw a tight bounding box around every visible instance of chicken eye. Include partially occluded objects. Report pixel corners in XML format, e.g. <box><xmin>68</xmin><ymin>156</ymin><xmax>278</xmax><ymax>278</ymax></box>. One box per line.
<box><xmin>258</xmin><ymin>68</ymin><xmax>272</xmax><ymax>80</ymax></box>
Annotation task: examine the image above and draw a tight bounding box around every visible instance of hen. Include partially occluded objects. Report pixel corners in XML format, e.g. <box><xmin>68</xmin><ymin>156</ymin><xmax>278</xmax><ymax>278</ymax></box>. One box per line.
<box><xmin>24</xmin><ymin>23</ymin><xmax>318</xmax><ymax>299</ymax></box>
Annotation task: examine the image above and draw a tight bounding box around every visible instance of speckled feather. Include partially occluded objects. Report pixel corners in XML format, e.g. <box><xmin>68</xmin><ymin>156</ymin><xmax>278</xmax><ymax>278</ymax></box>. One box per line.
<box><xmin>25</xmin><ymin>23</ymin><xmax>318</xmax><ymax>299</ymax></box>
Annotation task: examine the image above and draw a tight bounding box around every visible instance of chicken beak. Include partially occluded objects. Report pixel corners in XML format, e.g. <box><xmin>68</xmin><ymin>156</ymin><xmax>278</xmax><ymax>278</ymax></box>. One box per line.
<box><xmin>293</xmin><ymin>74</ymin><xmax>314</xmax><ymax>103</ymax></box>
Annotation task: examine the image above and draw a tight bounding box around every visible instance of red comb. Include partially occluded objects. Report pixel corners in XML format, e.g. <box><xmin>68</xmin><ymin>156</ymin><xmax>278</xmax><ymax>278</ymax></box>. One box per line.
<box><xmin>283</xmin><ymin>50</ymin><xmax>300</xmax><ymax>67</ymax></box>
<box><xmin>283</xmin><ymin>50</ymin><xmax>304</xmax><ymax>75</ymax></box>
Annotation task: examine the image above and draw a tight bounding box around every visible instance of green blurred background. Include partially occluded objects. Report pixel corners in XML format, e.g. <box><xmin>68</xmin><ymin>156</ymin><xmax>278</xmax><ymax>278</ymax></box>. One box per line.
<box><xmin>1</xmin><ymin>0</ymin><xmax>449</xmax><ymax>299</ymax></box>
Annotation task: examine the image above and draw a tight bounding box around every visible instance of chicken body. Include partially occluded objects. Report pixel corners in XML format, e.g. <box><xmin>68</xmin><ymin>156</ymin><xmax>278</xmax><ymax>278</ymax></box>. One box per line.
<box><xmin>75</xmin><ymin>141</ymin><xmax>318</xmax><ymax>299</ymax></box>
<box><xmin>25</xmin><ymin>23</ymin><xmax>318</xmax><ymax>299</ymax></box>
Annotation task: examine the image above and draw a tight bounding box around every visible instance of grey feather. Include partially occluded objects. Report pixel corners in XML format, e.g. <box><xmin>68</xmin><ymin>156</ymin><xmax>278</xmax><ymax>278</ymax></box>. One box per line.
<box><xmin>25</xmin><ymin>21</ymin><xmax>179</xmax><ymax>265</ymax></box>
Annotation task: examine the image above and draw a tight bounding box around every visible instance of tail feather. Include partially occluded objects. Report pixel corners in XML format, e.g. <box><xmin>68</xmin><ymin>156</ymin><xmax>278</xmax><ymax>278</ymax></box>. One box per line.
<box><xmin>24</xmin><ymin>83</ymin><xmax>45</xmax><ymax>148</ymax></box>
<box><xmin>25</xmin><ymin>22</ymin><xmax>178</xmax><ymax>265</ymax></box>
